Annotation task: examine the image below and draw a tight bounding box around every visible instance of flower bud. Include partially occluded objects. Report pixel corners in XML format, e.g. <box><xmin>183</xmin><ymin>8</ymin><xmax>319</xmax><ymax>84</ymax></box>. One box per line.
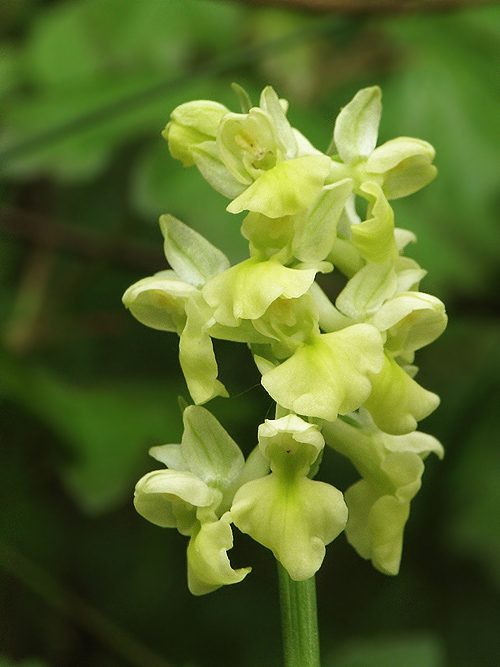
<box><xmin>163</xmin><ymin>100</ymin><xmax>229</xmax><ymax>167</ymax></box>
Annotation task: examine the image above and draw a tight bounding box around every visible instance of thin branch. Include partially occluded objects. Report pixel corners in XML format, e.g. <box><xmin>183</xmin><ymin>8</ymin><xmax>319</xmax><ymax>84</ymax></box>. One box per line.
<box><xmin>229</xmin><ymin>0</ymin><xmax>499</xmax><ymax>13</ymax></box>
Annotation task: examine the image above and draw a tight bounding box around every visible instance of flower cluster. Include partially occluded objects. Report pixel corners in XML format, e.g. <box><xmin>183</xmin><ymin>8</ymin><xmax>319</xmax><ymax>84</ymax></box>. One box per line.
<box><xmin>124</xmin><ymin>85</ymin><xmax>446</xmax><ymax>594</ymax></box>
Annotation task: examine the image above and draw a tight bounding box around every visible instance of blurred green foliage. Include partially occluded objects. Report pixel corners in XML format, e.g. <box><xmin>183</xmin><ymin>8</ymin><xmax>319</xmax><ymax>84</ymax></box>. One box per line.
<box><xmin>329</xmin><ymin>632</ymin><xmax>445</xmax><ymax>667</ymax></box>
<box><xmin>1</xmin><ymin>1</ymin><xmax>500</xmax><ymax>666</ymax></box>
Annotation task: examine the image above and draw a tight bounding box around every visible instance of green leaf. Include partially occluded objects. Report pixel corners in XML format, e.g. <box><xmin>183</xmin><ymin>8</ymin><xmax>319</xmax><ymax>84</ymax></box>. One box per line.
<box><xmin>0</xmin><ymin>660</ymin><xmax>50</xmax><ymax>667</ymax></box>
<box><xmin>25</xmin><ymin>2</ymin><xmax>102</xmax><ymax>85</ymax></box>
<box><xmin>183</xmin><ymin>0</ymin><xmax>245</xmax><ymax>53</ymax></box>
<box><xmin>0</xmin><ymin>0</ymin><xmax>244</xmax><ymax>181</ymax></box>
<box><xmin>0</xmin><ymin>45</ymin><xmax>18</xmax><ymax>98</ymax></box>
<box><xmin>0</xmin><ymin>351</ymin><xmax>181</xmax><ymax>512</ymax></box>
<box><xmin>1</xmin><ymin>73</ymin><xmax>172</xmax><ymax>180</ymax></box>
<box><xmin>24</xmin><ymin>0</ymin><xmax>189</xmax><ymax>87</ymax></box>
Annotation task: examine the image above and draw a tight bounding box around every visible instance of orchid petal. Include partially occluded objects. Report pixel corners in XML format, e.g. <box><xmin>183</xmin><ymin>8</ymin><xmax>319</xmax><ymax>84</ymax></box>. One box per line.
<box><xmin>134</xmin><ymin>469</ymin><xmax>215</xmax><ymax>534</ymax></box>
<box><xmin>179</xmin><ymin>298</ymin><xmax>228</xmax><ymax>405</ymax></box>
<box><xmin>352</xmin><ymin>181</ymin><xmax>398</xmax><ymax>263</ymax></box>
<box><xmin>227</xmin><ymin>156</ymin><xmax>332</xmax><ymax>217</ymax></box>
<box><xmin>181</xmin><ymin>405</ymin><xmax>244</xmax><ymax>491</ymax></box>
<box><xmin>203</xmin><ymin>258</ymin><xmax>317</xmax><ymax>327</ymax></box>
<box><xmin>160</xmin><ymin>214</ymin><xmax>230</xmax><ymax>287</ymax></box>
<box><xmin>261</xmin><ymin>324</ymin><xmax>384</xmax><ymax>421</ymax></box>
<box><xmin>187</xmin><ymin>514</ymin><xmax>251</xmax><ymax>595</ymax></box>
<box><xmin>332</xmin><ymin>86</ymin><xmax>382</xmax><ymax>164</ymax></box>
<box><xmin>365</xmin><ymin>354</ymin><xmax>440</xmax><ymax>435</ymax></box>
<box><xmin>122</xmin><ymin>271</ymin><xmax>195</xmax><ymax>332</ymax></box>
<box><xmin>231</xmin><ymin>474</ymin><xmax>347</xmax><ymax>580</ymax></box>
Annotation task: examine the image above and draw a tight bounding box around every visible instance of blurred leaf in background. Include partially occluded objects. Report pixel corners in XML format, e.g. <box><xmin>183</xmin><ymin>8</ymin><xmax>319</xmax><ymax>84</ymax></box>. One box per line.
<box><xmin>1</xmin><ymin>0</ymin><xmax>243</xmax><ymax>180</ymax></box>
<box><xmin>0</xmin><ymin>351</ymin><xmax>182</xmax><ymax>512</ymax></box>
<box><xmin>329</xmin><ymin>633</ymin><xmax>445</xmax><ymax>667</ymax></box>
<box><xmin>1</xmin><ymin>0</ymin><xmax>500</xmax><ymax>666</ymax></box>
<box><xmin>0</xmin><ymin>658</ymin><xmax>49</xmax><ymax>667</ymax></box>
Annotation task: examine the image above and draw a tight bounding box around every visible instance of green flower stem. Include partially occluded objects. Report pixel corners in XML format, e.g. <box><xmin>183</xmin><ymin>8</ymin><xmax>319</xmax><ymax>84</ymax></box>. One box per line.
<box><xmin>277</xmin><ymin>560</ymin><xmax>321</xmax><ymax>667</ymax></box>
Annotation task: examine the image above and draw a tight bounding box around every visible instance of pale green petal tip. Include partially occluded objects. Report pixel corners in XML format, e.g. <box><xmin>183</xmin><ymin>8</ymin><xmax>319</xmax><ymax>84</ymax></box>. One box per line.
<box><xmin>192</xmin><ymin>141</ymin><xmax>248</xmax><ymax>199</ymax></box>
<box><xmin>259</xmin><ymin>414</ymin><xmax>324</xmax><ymax>452</ymax></box>
<box><xmin>353</xmin><ymin>181</ymin><xmax>398</xmax><ymax>264</ymax></box>
<box><xmin>367</xmin><ymin>137</ymin><xmax>437</xmax><ymax>200</ymax></box>
<box><xmin>179</xmin><ymin>302</ymin><xmax>228</xmax><ymax>405</ymax></box>
<box><xmin>366</xmin><ymin>354</ymin><xmax>440</xmax><ymax>435</ymax></box>
<box><xmin>159</xmin><ymin>214</ymin><xmax>230</xmax><ymax>287</ymax></box>
<box><xmin>335</xmin><ymin>261</ymin><xmax>398</xmax><ymax>321</ymax></box>
<box><xmin>181</xmin><ymin>405</ymin><xmax>244</xmax><ymax>491</ymax></box>
<box><xmin>187</xmin><ymin>515</ymin><xmax>251</xmax><ymax>595</ymax></box>
<box><xmin>149</xmin><ymin>443</ymin><xmax>187</xmax><ymax>470</ymax></box>
<box><xmin>333</xmin><ymin>86</ymin><xmax>382</xmax><ymax>164</ymax></box>
<box><xmin>231</xmin><ymin>82</ymin><xmax>252</xmax><ymax>113</ymax></box>
<box><xmin>293</xmin><ymin>178</ymin><xmax>354</xmax><ymax>263</ymax></box>
<box><xmin>383</xmin><ymin>430</ymin><xmax>444</xmax><ymax>461</ymax></box>
<box><xmin>345</xmin><ymin>481</ymin><xmax>410</xmax><ymax>576</ymax></box>
<box><xmin>373</xmin><ymin>292</ymin><xmax>448</xmax><ymax>357</ymax></box>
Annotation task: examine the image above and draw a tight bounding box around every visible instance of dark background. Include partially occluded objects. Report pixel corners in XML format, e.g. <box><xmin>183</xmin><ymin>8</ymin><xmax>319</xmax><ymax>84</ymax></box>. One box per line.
<box><xmin>1</xmin><ymin>1</ymin><xmax>500</xmax><ymax>666</ymax></box>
